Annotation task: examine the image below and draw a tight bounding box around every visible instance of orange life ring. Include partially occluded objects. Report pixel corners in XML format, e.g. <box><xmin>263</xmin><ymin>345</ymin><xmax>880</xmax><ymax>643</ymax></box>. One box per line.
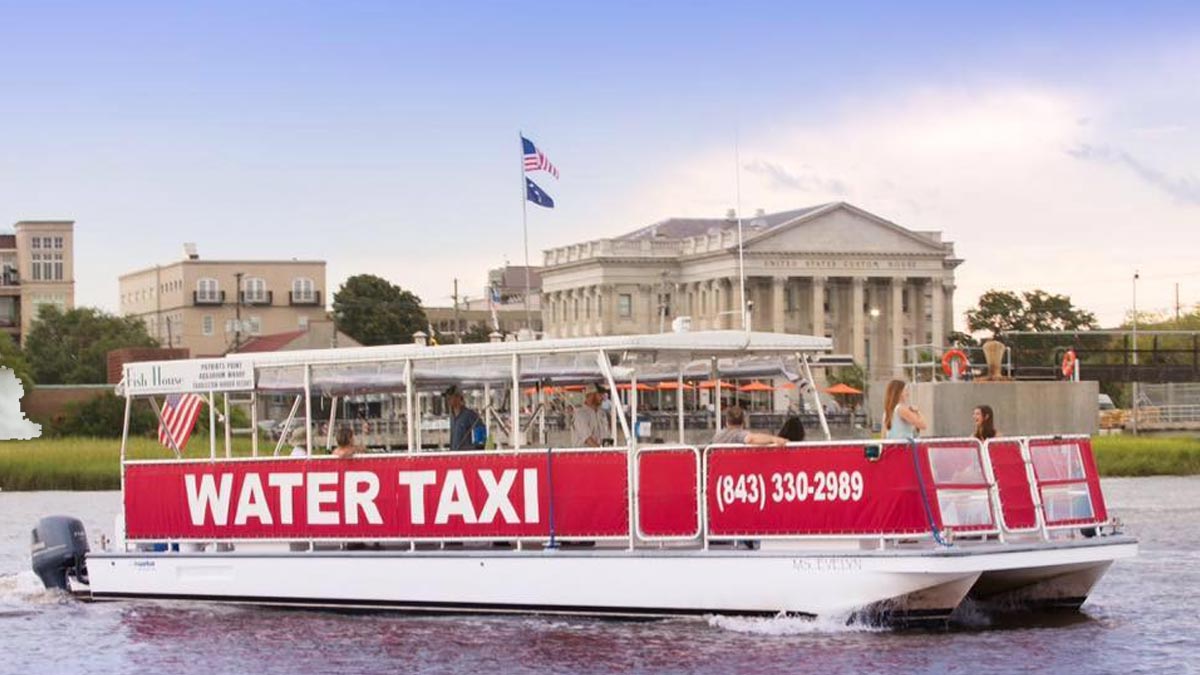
<box><xmin>1061</xmin><ymin>349</ymin><xmax>1077</xmax><ymax>379</ymax></box>
<box><xmin>941</xmin><ymin>349</ymin><xmax>969</xmax><ymax>377</ymax></box>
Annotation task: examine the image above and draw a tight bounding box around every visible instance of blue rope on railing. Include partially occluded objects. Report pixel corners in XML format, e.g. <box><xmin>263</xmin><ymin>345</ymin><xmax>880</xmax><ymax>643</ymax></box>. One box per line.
<box><xmin>546</xmin><ymin>446</ymin><xmax>558</xmax><ymax>549</ymax></box>
<box><xmin>908</xmin><ymin>438</ymin><xmax>952</xmax><ymax>547</ymax></box>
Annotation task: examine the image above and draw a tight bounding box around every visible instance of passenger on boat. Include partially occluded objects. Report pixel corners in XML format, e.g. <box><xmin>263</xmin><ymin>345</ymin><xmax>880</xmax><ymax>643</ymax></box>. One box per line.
<box><xmin>972</xmin><ymin>405</ymin><xmax>998</xmax><ymax>441</ymax></box>
<box><xmin>331</xmin><ymin>425</ymin><xmax>364</xmax><ymax>458</ymax></box>
<box><xmin>443</xmin><ymin>384</ymin><xmax>483</xmax><ymax>451</ymax></box>
<box><xmin>882</xmin><ymin>380</ymin><xmax>927</xmax><ymax>439</ymax></box>
<box><xmin>288</xmin><ymin>426</ymin><xmax>308</xmax><ymax>457</ymax></box>
<box><xmin>711</xmin><ymin>406</ymin><xmax>788</xmax><ymax>445</ymax></box>
<box><xmin>571</xmin><ymin>383</ymin><xmax>610</xmax><ymax>447</ymax></box>
<box><xmin>778</xmin><ymin>415</ymin><xmax>806</xmax><ymax>442</ymax></box>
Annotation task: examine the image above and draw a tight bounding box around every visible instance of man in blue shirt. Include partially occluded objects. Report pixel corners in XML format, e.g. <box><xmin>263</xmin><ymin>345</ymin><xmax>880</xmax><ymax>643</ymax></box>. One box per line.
<box><xmin>444</xmin><ymin>384</ymin><xmax>483</xmax><ymax>451</ymax></box>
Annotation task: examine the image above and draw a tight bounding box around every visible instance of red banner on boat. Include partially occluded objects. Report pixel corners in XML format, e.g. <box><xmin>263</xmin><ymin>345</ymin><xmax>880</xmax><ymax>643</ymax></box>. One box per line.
<box><xmin>705</xmin><ymin>443</ymin><xmax>937</xmax><ymax>536</ymax></box>
<box><xmin>123</xmin><ymin>451</ymin><xmax>629</xmax><ymax>540</ymax></box>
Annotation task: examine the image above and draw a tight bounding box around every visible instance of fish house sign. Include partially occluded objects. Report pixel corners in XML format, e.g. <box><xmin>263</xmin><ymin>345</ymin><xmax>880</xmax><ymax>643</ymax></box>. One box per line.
<box><xmin>124</xmin><ymin>359</ymin><xmax>254</xmax><ymax>396</ymax></box>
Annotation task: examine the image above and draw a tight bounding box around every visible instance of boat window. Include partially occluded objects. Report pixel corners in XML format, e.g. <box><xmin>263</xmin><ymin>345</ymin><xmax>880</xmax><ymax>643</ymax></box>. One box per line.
<box><xmin>1040</xmin><ymin>485</ymin><xmax>1095</xmax><ymax>521</ymax></box>
<box><xmin>1030</xmin><ymin>443</ymin><xmax>1086</xmax><ymax>481</ymax></box>
<box><xmin>927</xmin><ymin>445</ymin><xmax>985</xmax><ymax>484</ymax></box>
<box><xmin>935</xmin><ymin>489</ymin><xmax>992</xmax><ymax>527</ymax></box>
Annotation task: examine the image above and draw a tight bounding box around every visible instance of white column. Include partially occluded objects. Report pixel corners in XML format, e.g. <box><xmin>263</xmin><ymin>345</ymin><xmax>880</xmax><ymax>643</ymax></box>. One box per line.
<box><xmin>811</xmin><ymin>276</ymin><xmax>826</xmax><ymax>338</ymax></box>
<box><xmin>852</xmin><ymin>277</ymin><xmax>866</xmax><ymax>365</ymax></box>
<box><xmin>931</xmin><ymin>277</ymin><xmax>946</xmax><ymax>349</ymax></box>
<box><xmin>891</xmin><ymin>277</ymin><xmax>905</xmax><ymax>377</ymax></box>
<box><xmin>772</xmin><ymin>276</ymin><xmax>786</xmax><ymax>333</ymax></box>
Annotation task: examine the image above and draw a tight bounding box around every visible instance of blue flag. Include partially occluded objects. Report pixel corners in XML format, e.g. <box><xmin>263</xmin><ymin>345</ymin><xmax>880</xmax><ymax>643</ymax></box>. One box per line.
<box><xmin>526</xmin><ymin>177</ymin><xmax>555</xmax><ymax>208</ymax></box>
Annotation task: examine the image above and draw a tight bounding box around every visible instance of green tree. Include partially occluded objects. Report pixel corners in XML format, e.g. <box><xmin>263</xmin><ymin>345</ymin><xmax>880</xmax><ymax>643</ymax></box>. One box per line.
<box><xmin>332</xmin><ymin>274</ymin><xmax>427</xmax><ymax>346</ymax></box>
<box><xmin>966</xmin><ymin>289</ymin><xmax>1097</xmax><ymax>338</ymax></box>
<box><xmin>0</xmin><ymin>331</ymin><xmax>33</xmax><ymax>391</ymax></box>
<box><xmin>47</xmin><ymin>392</ymin><xmax>157</xmax><ymax>438</ymax></box>
<box><xmin>24</xmin><ymin>306</ymin><xmax>158</xmax><ymax>384</ymax></box>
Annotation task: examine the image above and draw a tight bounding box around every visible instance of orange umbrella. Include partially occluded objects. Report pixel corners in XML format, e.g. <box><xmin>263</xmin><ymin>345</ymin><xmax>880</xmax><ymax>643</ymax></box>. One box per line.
<box><xmin>738</xmin><ymin>381</ymin><xmax>774</xmax><ymax>393</ymax></box>
<box><xmin>523</xmin><ymin>385</ymin><xmax>558</xmax><ymax>395</ymax></box>
<box><xmin>778</xmin><ymin>381</ymin><xmax>798</xmax><ymax>389</ymax></box>
<box><xmin>657</xmin><ymin>381</ymin><xmax>695</xmax><ymax>391</ymax></box>
<box><xmin>616</xmin><ymin>382</ymin><xmax>655</xmax><ymax>392</ymax></box>
<box><xmin>698</xmin><ymin>379</ymin><xmax>735</xmax><ymax>390</ymax></box>
<box><xmin>560</xmin><ymin>384</ymin><xmax>585</xmax><ymax>392</ymax></box>
<box><xmin>825</xmin><ymin>383</ymin><xmax>862</xmax><ymax>395</ymax></box>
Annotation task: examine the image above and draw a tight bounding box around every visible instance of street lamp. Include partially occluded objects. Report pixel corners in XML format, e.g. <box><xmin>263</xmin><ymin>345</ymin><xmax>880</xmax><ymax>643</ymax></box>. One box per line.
<box><xmin>866</xmin><ymin>307</ymin><xmax>880</xmax><ymax>430</ymax></box>
<box><xmin>1132</xmin><ymin>270</ymin><xmax>1140</xmax><ymax>436</ymax></box>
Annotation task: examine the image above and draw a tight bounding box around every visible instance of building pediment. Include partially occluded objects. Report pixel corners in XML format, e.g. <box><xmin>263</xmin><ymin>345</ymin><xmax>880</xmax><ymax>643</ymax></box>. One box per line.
<box><xmin>742</xmin><ymin>203</ymin><xmax>951</xmax><ymax>256</ymax></box>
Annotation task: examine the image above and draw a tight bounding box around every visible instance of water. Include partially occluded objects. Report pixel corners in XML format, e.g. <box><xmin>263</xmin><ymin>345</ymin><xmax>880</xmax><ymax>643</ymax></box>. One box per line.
<box><xmin>2</xmin><ymin>480</ymin><xmax>1198</xmax><ymax>674</ymax></box>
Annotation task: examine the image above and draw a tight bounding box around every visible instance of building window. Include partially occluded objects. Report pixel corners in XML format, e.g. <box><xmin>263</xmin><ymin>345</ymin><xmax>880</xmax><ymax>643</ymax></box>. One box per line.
<box><xmin>243</xmin><ymin>277</ymin><xmax>267</xmax><ymax>303</ymax></box>
<box><xmin>618</xmin><ymin>294</ymin><xmax>633</xmax><ymax>318</ymax></box>
<box><xmin>248</xmin><ymin>316</ymin><xmax>261</xmax><ymax>335</ymax></box>
<box><xmin>31</xmin><ymin>237</ymin><xmax>40</xmax><ymax>249</ymax></box>
<box><xmin>573</xmin><ymin>299</ymin><xmax>579</xmax><ymax>320</ymax></box>
<box><xmin>52</xmin><ymin>253</ymin><xmax>63</xmax><ymax>281</ymax></box>
<box><xmin>30</xmin><ymin>254</ymin><xmax>42</xmax><ymax>281</ymax></box>
<box><xmin>203</xmin><ymin>315</ymin><xmax>214</xmax><ymax>336</ymax></box>
<box><xmin>903</xmin><ymin>288</ymin><xmax>910</xmax><ymax>313</ymax></box>
<box><xmin>292</xmin><ymin>277</ymin><xmax>315</xmax><ymax>302</ymax></box>
<box><xmin>196</xmin><ymin>278</ymin><xmax>219</xmax><ymax>302</ymax></box>
<box><xmin>585</xmin><ymin>296</ymin><xmax>591</xmax><ymax>319</ymax></box>
<box><xmin>53</xmin><ymin>236</ymin><xmax>63</xmax><ymax>249</ymax></box>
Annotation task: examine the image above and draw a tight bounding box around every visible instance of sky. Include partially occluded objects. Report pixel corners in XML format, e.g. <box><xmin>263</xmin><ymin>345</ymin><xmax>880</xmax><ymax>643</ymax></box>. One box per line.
<box><xmin>1</xmin><ymin>0</ymin><xmax>1198</xmax><ymax>329</ymax></box>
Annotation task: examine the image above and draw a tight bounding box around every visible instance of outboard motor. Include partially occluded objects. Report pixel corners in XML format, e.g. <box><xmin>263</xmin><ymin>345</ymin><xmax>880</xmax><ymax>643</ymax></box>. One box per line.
<box><xmin>31</xmin><ymin>516</ymin><xmax>89</xmax><ymax>591</ymax></box>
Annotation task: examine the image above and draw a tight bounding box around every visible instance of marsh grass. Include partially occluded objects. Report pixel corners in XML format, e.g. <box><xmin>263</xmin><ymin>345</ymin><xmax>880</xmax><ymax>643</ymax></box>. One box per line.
<box><xmin>0</xmin><ymin>436</ymin><xmax>261</xmax><ymax>490</ymax></box>
<box><xmin>1091</xmin><ymin>434</ymin><xmax>1200</xmax><ymax>477</ymax></box>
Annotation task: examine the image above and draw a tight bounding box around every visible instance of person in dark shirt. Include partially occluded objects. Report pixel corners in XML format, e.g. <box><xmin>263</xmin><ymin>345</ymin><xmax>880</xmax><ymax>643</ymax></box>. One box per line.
<box><xmin>778</xmin><ymin>415</ymin><xmax>806</xmax><ymax>442</ymax></box>
<box><xmin>444</xmin><ymin>384</ymin><xmax>483</xmax><ymax>451</ymax></box>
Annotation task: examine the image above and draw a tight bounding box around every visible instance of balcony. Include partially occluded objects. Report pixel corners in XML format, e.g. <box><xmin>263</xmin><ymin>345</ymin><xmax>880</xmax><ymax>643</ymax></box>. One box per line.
<box><xmin>239</xmin><ymin>290</ymin><xmax>274</xmax><ymax>306</ymax></box>
<box><xmin>289</xmin><ymin>290</ymin><xmax>322</xmax><ymax>306</ymax></box>
<box><xmin>193</xmin><ymin>290</ymin><xmax>226</xmax><ymax>306</ymax></box>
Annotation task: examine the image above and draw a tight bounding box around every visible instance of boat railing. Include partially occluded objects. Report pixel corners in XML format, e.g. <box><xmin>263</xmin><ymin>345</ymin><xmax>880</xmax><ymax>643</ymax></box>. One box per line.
<box><xmin>116</xmin><ymin>435</ymin><xmax>1111</xmax><ymax>554</ymax></box>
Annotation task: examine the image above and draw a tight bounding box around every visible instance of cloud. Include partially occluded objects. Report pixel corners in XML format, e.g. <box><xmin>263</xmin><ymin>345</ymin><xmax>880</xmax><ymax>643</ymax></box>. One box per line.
<box><xmin>0</xmin><ymin>367</ymin><xmax>41</xmax><ymax>440</ymax></box>
<box><xmin>624</xmin><ymin>86</ymin><xmax>1200</xmax><ymax>327</ymax></box>
<box><xmin>1067</xmin><ymin>143</ymin><xmax>1200</xmax><ymax>205</ymax></box>
<box><xmin>743</xmin><ymin>159</ymin><xmax>848</xmax><ymax>195</ymax></box>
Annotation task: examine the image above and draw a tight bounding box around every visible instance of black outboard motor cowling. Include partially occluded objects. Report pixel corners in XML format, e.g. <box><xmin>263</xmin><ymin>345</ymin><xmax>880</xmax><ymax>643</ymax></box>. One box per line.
<box><xmin>31</xmin><ymin>516</ymin><xmax>89</xmax><ymax>590</ymax></box>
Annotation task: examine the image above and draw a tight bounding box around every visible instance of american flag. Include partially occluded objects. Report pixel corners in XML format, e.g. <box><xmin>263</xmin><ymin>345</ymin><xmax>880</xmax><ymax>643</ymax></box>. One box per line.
<box><xmin>159</xmin><ymin>393</ymin><xmax>204</xmax><ymax>452</ymax></box>
<box><xmin>522</xmin><ymin>135</ymin><xmax>559</xmax><ymax>179</ymax></box>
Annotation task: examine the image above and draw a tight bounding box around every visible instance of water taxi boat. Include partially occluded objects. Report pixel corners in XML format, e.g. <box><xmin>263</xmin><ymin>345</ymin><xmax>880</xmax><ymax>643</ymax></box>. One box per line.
<box><xmin>31</xmin><ymin>331</ymin><xmax>1136</xmax><ymax>624</ymax></box>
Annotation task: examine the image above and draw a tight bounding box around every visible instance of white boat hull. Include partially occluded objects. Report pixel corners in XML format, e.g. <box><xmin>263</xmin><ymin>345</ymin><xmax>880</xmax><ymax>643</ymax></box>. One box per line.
<box><xmin>82</xmin><ymin>537</ymin><xmax>1136</xmax><ymax>623</ymax></box>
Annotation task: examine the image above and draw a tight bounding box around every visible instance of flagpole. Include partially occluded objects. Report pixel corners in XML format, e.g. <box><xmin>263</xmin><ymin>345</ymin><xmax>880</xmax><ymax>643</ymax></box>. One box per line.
<box><xmin>520</xmin><ymin>130</ymin><xmax>532</xmax><ymax>335</ymax></box>
<box><xmin>735</xmin><ymin>130</ymin><xmax>747</xmax><ymax>332</ymax></box>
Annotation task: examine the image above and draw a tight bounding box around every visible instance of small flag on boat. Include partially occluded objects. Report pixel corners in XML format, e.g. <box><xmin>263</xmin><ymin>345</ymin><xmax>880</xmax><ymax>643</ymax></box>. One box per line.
<box><xmin>522</xmin><ymin>136</ymin><xmax>559</xmax><ymax>178</ymax></box>
<box><xmin>159</xmin><ymin>393</ymin><xmax>204</xmax><ymax>452</ymax></box>
<box><xmin>526</xmin><ymin>178</ymin><xmax>555</xmax><ymax>208</ymax></box>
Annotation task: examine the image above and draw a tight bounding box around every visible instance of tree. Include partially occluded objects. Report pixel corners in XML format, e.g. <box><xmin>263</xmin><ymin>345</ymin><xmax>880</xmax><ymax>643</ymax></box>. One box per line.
<box><xmin>965</xmin><ymin>290</ymin><xmax>1097</xmax><ymax>338</ymax></box>
<box><xmin>0</xmin><ymin>331</ymin><xmax>33</xmax><ymax>391</ymax></box>
<box><xmin>24</xmin><ymin>306</ymin><xmax>158</xmax><ymax>384</ymax></box>
<box><xmin>332</xmin><ymin>274</ymin><xmax>427</xmax><ymax>346</ymax></box>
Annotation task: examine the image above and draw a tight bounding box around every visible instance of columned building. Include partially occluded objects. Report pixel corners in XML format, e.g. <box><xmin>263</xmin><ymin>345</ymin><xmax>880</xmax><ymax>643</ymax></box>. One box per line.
<box><xmin>540</xmin><ymin>202</ymin><xmax>961</xmax><ymax>377</ymax></box>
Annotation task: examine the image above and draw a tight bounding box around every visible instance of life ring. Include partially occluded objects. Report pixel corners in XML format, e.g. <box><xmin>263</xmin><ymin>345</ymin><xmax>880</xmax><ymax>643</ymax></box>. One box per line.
<box><xmin>1061</xmin><ymin>349</ymin><xmax>1077</xmax><ymax>379</ymax></box>
<box><xmin>941</xmin><ymin>349</ymin><xmax>969</xmax><ymax>377</ymax></box>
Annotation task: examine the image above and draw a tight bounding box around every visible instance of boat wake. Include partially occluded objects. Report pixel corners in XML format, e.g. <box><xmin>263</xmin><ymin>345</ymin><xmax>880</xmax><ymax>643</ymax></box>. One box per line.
<box><xmin>0</xmin><ymin>571</ymin><xmax>71</xmax><ymax>612</ymax></box>
<box><xmin>705</xmin><ymin>612</ymin><xmax>886</xmax><ymax>635</ymax></box>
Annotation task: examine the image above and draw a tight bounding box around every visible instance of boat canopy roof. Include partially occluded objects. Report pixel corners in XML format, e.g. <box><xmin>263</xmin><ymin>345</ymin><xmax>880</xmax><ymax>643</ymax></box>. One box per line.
<box><xmin>121</xmin><ymin>331</ymin><xmax>847</xmax><ymax>397</ymax></box>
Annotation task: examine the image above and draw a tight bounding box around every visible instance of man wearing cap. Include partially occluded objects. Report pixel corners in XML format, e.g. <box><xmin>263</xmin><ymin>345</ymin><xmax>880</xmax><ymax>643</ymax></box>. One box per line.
<box><xmin>444</xmin><ymin>384</ymin><xmax>483</xmax><ymax>451</ymax></box>
<box><xmin>572</xmin><ymin>383</ymin><xmax>610</xmax><ymax>447</ymax></box>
